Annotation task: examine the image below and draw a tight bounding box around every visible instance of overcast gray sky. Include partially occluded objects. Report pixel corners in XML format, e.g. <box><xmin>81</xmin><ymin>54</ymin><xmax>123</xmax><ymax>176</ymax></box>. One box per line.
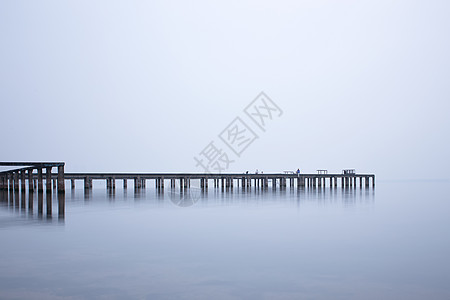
<box><xmin>1</xmin><ymin>0</ymin><xmax>449</xmax><ymax>180</ymax></box>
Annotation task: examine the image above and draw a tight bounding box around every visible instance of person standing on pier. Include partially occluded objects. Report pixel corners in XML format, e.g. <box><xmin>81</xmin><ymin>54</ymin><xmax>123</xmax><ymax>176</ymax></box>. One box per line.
<box><xmin>296</xmin><ymin>169</ymin><xmax>300</xmax><ymax>176</ymax></box>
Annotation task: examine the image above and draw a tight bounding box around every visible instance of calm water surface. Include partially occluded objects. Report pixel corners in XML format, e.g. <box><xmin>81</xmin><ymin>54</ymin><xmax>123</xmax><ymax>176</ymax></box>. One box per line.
<box><xmin>0</xmin><ymin>181</ymin><xmax>449</xmax><ymax>299</ymax></box>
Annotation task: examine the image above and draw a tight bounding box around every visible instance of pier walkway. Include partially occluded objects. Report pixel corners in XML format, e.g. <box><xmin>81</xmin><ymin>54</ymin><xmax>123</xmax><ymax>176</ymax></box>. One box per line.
<box><xmin>0</xmin><ymin>162</ymin><xmax>375</xmax><ymax>193</ymax></box>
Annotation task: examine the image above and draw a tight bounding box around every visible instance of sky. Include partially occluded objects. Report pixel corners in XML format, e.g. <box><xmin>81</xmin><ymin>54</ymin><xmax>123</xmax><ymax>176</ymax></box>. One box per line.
<box><xmin>1</xmin><ymin>0</ymin><xmax>449</xmax><ymax>180</ymax></box>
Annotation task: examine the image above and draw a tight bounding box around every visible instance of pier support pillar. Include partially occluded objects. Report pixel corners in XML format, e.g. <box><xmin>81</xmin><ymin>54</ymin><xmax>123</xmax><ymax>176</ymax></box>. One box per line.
<box><xmin>9</xmin><ymin>173</ymin><xmax>13</xmax><ymax>191</ymax></box>
<box><xmin>20</xmin><ymin>170</ymin><xmax>26</xmax><ymax>192</ymax></box>
<box><xmin>372</xmin><ymin>175</ymin><xmax>375</xmax><ymax>187</ymax></box>
<box><xmin>13</xmin><ymin>172</ymin><xmax>19</xmax><ymax>191</ymax></box>
<box><xmin>84</xmin><ymin>177</ymin><xmax>90</xmax><ymax>189</ymax></box>
<box><xmin>71</xmin><ymin>179</ymin><xmax>75</xmax><ymax>189</ymax></box>
<box><xmin>134</xmin><ymin>177</ymin><xmax>141</xmax><ymax>189</ymax></box>
<box><xmin>123</xmin><ymin>179</ymin><xmax>128</xmax><ymax>189</ymax></box>
<box><xmin>38</xmin><ymin>168</ymin><xmax>43</xmax><ymax>192</ymax></box>
<box><xmin>57</xmin><ymin>165</ymin><xmax>65</xmax><ymax>193</ymax></box>
<box><xmin>365</xmin><ymin>177</ymin><xmax>369</xmax><ymax>187</ymax></box>
<box><xmin>46</xmin><ymin>167</ymin><xmax>52</xmax><ymax>191</ymax></box>
<box><xmin>297</xmin><ymin>176</ymin><xmax>304</xmax><ymax>188</ymax></box>
<box><xmin>27</xmin><ymin>169</ymin><xmax>34</xmax><ymax>192</ymax></box>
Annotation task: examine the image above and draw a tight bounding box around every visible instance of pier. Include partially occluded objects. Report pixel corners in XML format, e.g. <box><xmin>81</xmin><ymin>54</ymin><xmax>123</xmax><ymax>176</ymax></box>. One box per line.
<box><xmin>0</xmin><ymin>162</ymin><xmax>375</xmax><ymax>194</ymax></box>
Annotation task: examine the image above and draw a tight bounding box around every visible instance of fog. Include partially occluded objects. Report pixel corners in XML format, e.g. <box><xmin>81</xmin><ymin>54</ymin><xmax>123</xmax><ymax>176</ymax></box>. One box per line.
<box><xmin>1</xmin><ymin>0</ymin><xmax>449</xmax><ymax>180</ymax></box>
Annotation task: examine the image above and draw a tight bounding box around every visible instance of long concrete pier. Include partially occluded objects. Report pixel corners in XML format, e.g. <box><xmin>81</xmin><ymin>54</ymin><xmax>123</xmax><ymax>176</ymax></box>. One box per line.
<box><xmin>0</xmin><ymin>162</ymin><xmax>375</xmax><ymax>193</ymax></box>
<box><xmin>0</xmin><ymin>162</ymin><xmax>65</xmax><ymax>193</ymax></box>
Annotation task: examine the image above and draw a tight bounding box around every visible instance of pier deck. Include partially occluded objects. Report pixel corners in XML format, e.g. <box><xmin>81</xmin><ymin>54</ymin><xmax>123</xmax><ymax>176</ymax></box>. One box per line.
<box><xmin>0</xmin><ymin>161</ymin><xmax>375</xmax><ymax>193</ymax></box>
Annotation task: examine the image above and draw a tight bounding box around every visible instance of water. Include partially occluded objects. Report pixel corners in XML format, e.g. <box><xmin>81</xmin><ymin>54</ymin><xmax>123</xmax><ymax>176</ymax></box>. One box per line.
<box><xmin>1</xmin><ymin>181</ymin><xmax>449</xmax><ymax>299</ymax></box>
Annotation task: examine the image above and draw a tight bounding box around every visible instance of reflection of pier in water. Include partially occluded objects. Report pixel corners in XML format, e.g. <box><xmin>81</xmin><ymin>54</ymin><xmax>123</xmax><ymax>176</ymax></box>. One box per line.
<box><xmin>0</xmin><ymin>162</ymin><xmax>65</xmax><ymax>222</ymax></box>
<box><xmin>0</xmin><ymin>188</ymin><xmax>65</xmax><ymax>222</ymax></box>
